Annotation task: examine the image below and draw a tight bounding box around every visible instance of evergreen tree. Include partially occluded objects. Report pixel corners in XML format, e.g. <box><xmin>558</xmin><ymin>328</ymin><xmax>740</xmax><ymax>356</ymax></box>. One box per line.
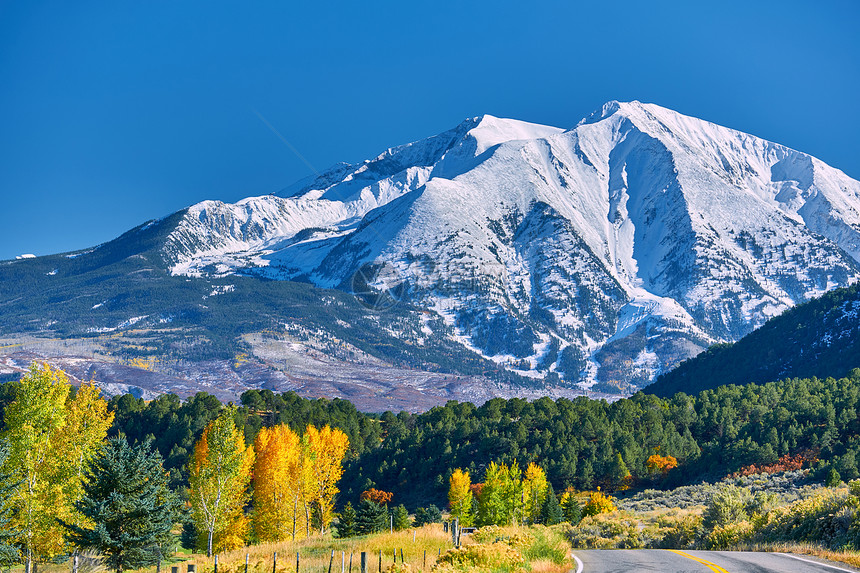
<box><xmin>826</xmin><ymin>468</ymin><xmax>842</xmax><ymax>487</ymax></box>
<box><xmin>179</xmin><ymin>522</ymin><xmax>197</xmax><ymax>551</ymax></box>
<box><xmin>355</xmin><ymin>499</ymin><xmax>387</xmax><ymax>535</ymax></box>
<box><xmin>335</xmin><ymin>502</ymin><xmax>356</xmax><ymax>538</ymax></box>
<box><xmin>413</xmin><ymin>505</ymin><xmax>442</xmax><ymax>527</ymax></box>
<box><xmin>607</xmin><ymin>453</ymin><xmax>631</xmax><ymax>491</ymax></box>
<box><xmin>561</xmin><ymin>493</ymin><xmax>581</xmax><ymax>525</ymax></box>
<box><xmin>0</xmin><ymin>440</ymin><xmax>20</xmax><ymax>572</ymax></box>
<box><xmin>62</xmin><ymin>437</ymin><xmax>183</xmax><ymax>573</ymax></box>
<box><xmin>392</xmin><ymin>504</ymin><xmax>410</xmax><ymax>531</ymax></box>
<box><xmin>540</xmin><ymin>490</ymin><xmax>563</xmax><ymax>525</ymax></box>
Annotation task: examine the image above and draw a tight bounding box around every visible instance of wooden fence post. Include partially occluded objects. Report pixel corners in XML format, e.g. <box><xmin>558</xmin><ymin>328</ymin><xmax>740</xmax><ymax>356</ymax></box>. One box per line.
<box><xmin>349</xmin><ymin>553</ymin><xmax>353</xmax><ymax>573</ymax></box>
<box><xmin>341</xmin><ymin>551</ymin><xmax>345</xmax><ymax>573</ymax></box>
<box><xmin>328</xmin><ymin>550</ymin><xmax>334</xmax><ymax>573</ymax></box>
<box><xmin>360</xmin><ymin>553</ymin><xmax>366</xmax><ymax>573</ymax></box>
<box><xmin>296</xmin><ymin>552</ymin><xmax>299</xmax><ymax>573</ymax></box>
<box><xmin>245</xmin><ymin>553</ymin><xmax>249</xmax><ymax>573</ymax></box>
<box><xmin>214</xmin><ymin>555</ymin><xmax>218</xmax><ymax>573</ymax></box>
<box><xmin>378</xmin><ymin>550</ymin><xmax>381</xmax><ymax>573</ymax></box>
<box><xmin>273</xmin><ymin>552</ymin><xmax>277</xmax><ymax>573</ymax></box>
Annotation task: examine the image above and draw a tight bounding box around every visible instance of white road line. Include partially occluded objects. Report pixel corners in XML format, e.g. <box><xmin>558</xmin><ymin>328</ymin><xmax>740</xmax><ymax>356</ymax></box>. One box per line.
<box><xmin>776</xmin><ymin>553</ymin><xmax>860</xmax><ymax>573</ymax></box>
<box><xmin>571</xmin><ymin>553</ymin><xmax>583</xmax><ymax>573</ymax></box>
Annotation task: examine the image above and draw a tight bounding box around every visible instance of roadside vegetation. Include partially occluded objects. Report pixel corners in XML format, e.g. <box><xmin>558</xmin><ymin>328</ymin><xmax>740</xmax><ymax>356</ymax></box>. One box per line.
<box><xmin>6</xmin><ymin>361</ymin><xmax>860</xmax><ymax>570</ymax></box>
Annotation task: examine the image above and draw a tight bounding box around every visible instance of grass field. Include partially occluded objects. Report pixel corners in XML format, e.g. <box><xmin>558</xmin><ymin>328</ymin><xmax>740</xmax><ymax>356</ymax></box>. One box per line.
<box><xmin>15</xmin><ymin>524</ymin><xmax>572</xmax><ymax>573</ymax></box>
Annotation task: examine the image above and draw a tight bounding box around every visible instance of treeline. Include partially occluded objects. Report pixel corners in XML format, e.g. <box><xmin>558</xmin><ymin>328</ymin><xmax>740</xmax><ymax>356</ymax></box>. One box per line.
<box><xmin>67</xmin><ymin>368</ymin><xmax>860</xmax><ymax>511</ymax></box>
<box><xmin>5</xmin><ymin>365</ymin><xmax>860</xmax><ymax>518</ymax></box>
<box><xmin>353</xmin><ymin>370</ymin><xmax>860</xmax><ymax>506</ymax></box>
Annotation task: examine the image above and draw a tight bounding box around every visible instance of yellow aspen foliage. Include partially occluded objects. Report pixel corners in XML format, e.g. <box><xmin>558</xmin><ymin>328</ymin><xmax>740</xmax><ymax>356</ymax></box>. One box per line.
<box><xmin>303</xmin><ymin>425</ymin><xmax>349</xmax><ymax>534</ymax></box>
<box><xmin>476</xmin><ymin>461</ymin><xmax>523</xmax><ymax>526</ymax></box>
<box><xmin>252</xmin><ymin>425</ymin><xmax>305</xmax><ymax>542</ymax></box>
<box><xmin>2</xmin><ymin>364</ymin><xmax>113</xmax><ymax>571</ymax></box>
<box><xmin>582</xmin><ymin>487</ymin><xmax>616</xmax><ymax>517</ymax></box>
<box><xmin>522</xmin><ymin>462</ymin><xmax>548</xmax><ymax>524</ymax></box>
<box><xmin>55</xmin><ymin>382</ymin><xmax>115</xmax><ymax>528</ymax></box>
<box><xmin>448</xmin><ymin>468</ymin><xmax>473</xmax><ymax>526</ymax></box>
<box><xmin>189</xmin><ymin>408</ymin><xmax>255</xmax><ymax>556</ymax></box>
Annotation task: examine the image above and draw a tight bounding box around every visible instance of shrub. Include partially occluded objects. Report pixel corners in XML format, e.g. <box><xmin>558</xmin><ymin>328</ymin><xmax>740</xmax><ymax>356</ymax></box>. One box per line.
<box><xmin>568</xmin><ymin>513</ymin><xmax>641</xmax><ymax>549</ymax></box>
<box><xmin>702</xmin><ymin>485</ymin><xmax>752</xmax><ymax>531</ymax></box>
<box><xmin>582</xmin><ymin>489</ymin><xmax>616</xmax><ymax>517</ymax></box>
<box><xmin>705</xmin><ymin>521</ymin><xmax>754</xmax><ymax>549</ymax></box>
<box><xmin>433</xmin><ymin>542</ymin><xmax>524</xmax><ymax>573</ymax></box>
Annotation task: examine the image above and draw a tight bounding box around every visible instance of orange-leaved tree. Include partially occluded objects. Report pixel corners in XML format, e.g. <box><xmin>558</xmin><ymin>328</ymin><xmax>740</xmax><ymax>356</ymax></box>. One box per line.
<box><xmin>189</xmin><ymin>407</ymin><xmax>254</xmax><ymax>555</ymax></box>
<box><xmin>360</xmin><ymin>488</ymin><xmax>393</xmax><ymax>505</ymax></box>
<box><xmin>448</xmin><ymin>469</ymin><xmax>473</xmax><ymax>526</ymax></box>
<box><xmin>303</xmin><ymin>425</ymin><xmax>349</xmax><ymax>534</ymax></box>
<box><xmin>252</xmin><ymin>424</ymin><xmax>304</xmax><ymax>542</ymax></box>
<box><xmin>645</xmin><ymin>453</ymin><xmax>678</xmax><ymax>476</ymax></box>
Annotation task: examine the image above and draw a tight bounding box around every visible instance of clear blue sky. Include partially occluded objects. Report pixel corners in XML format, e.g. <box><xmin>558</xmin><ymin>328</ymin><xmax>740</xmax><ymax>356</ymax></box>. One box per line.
<box><xmin>1</xmin><ymin>1</ymin><xmax>858</xmax><ymax>261</ymax></box>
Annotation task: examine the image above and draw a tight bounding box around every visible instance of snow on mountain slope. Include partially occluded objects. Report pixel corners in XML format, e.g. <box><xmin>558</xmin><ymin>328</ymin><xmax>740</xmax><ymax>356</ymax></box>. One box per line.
<box><xmin>160</xmin><ymin>102</ymin><xmax>860</xmax><ymax>391</ymax></box>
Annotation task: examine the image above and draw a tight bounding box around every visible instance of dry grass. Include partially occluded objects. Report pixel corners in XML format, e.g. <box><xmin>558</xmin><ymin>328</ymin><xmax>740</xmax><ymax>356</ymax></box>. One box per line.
<box><xmin>8</xmin><ymin>525</ymin><xmax>571</xmax><ymax>573</ymax></box>
<box><xmin>175</xmin><ymin>526</ymin><xmax>454</xmax><ymax>573</ymax></box>
<box><xmin>737</xmin><ymin>542</ymin><xmax>860</xmax><ymax>569</ymax></box>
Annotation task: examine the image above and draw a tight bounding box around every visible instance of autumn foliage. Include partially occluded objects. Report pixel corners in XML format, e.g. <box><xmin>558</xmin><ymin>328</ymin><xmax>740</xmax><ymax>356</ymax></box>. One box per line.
<box><xmin>360</xmin><ymin>488</ymin><xmax>393</xmax><ymax>505</ymax></box>
<box><xmin>252</xmin><ymin>425</ymin><xmax>304</xmax><ymax>542</ymax></box>
<box><xmin>250</xmin><ymin>423</ymin><xmax>348</xmax><ymax>542</ymax></box>
<box><xmin>582</xmin><ymin>488</ymin><xmax>616</xmax><ymax>517</ymax></box>
<box><xmin>447</xmin><ymin>469</ymin><xmax>473</xmax><ymax>526</ymax></box>
<box><xmin>2</xmin><ymin>363</ymin><xmax>113</xmax><ymax>569</ymax></box>
<box><xmin>188</xmin><ymin>408</ymin><xmax>255</xmax><ymax>556</ymax></box>
<box><xmin>645</xmin><ymin>454</ymin><xmax>678</xmax><ymax>476</ymax></box>
<box><xmin>730</xmin><ymin>452</ymin><xmax>812</xmax><ymax>478</ymax></box>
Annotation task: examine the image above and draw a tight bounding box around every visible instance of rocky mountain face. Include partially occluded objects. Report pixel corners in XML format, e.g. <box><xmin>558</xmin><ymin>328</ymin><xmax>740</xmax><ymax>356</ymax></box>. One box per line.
<box><xmin>4</xmin><ymin>101</ymin><xmax>860</xmax><ymax>398</ymax></box>
<box><xmin>153</xmin><ymin>101</ymin><xmax>860</xmax><ymax>391</ymax></box>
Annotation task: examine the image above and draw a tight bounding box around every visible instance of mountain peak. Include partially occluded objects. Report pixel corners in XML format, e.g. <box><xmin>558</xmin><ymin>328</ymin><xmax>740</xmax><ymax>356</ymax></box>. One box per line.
<box><xmin>86</xmin><ymin>101</ymin><xmax>860</xmax><ymax>395</ymax></box>
<box><xmin>461</xmin><ymin>114</ymin><xmax>563</xmax><ymax>154</ymax></box>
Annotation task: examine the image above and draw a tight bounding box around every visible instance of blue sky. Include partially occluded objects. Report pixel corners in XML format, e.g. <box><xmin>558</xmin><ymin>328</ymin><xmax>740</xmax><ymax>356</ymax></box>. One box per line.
<box><xmin>1</xmin><ymin>1</ymin><xmax>858</xmax><ymax>261</ymax></box>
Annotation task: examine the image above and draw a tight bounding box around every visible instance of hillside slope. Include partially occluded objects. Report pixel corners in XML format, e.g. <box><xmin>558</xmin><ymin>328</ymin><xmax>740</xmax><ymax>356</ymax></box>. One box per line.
<box><xmin>645</xmin><ymin>283</ymin><xmax>860</xmax><ymax>397</ymax></box>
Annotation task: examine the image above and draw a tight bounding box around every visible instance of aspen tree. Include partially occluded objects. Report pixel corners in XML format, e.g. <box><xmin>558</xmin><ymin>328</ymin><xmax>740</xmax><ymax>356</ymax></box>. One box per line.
<box><xmin>447</xmin><ymin>469</ymin><xmax>473</xmax><ymax>526</ymax></box>
<box><xmin>3</xmin><ymin>364</ymin><xmax>113</xmax><ymax>572</ymax></box>
<box><xmin>188</xmin><ymin>408</ymin><xmax>254</xmax><ymax>555</ymax></box>
<box><xmin>252</xmin><ymin>425</ymin><xmax>304</xmax><ymax>541</ymax></box>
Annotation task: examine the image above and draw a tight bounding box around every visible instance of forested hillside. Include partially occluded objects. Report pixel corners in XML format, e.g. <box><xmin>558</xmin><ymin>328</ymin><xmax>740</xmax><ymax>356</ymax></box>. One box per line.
<box><xmin>646</xmin><ymin>283</ymin><xmax>860</xmax><ymax>397</ymax></box>
<box><xmin>4</xmin><ymin>369</ymin><xmax>841</xmax><ymax>509</ymax></box>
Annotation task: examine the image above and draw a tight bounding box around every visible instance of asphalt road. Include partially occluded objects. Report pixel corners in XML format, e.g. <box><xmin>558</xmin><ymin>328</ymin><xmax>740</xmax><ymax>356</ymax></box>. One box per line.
<box><xmin>573</xmin><ymin>549</ymin><xmax>860</xmax><ymax>573</ymax></box>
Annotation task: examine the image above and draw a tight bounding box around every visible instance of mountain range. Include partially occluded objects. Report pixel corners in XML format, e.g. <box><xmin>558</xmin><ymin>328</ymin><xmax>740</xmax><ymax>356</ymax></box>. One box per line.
<box><xmin>2</xmin><ymin>101</ymin><xmax>860</xmax><ymax>406</ymax></box>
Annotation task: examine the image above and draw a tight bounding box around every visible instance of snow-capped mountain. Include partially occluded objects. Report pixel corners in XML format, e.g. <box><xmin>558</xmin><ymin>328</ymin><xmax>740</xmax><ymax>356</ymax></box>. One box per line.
<box><xmin>135</xmin><ymin>102</ymin><xmax>860</xmax><ymax>389</ymax></box>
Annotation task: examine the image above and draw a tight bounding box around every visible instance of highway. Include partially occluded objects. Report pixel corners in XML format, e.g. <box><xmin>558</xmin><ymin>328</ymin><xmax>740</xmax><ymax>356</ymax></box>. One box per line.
<box><xmin>572</xmin><ymin>549</ymin><xmax>860</xmax><ymax>572</ymax></box>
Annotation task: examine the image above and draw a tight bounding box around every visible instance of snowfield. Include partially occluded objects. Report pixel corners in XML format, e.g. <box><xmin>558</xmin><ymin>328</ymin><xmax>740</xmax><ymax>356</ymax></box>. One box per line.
<box><xmin>158</xmin><ymin>102</ymin><xmax>860</xmax><ymax>389</ymax></box>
